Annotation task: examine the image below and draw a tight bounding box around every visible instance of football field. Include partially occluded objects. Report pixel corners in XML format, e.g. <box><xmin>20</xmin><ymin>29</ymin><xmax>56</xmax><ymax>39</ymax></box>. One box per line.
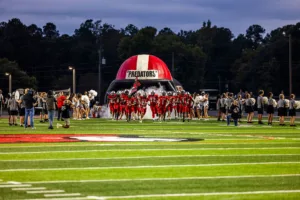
<box><xmin>0</xmin><ymin>118</ymin><xmax>300</xmax><ymax>200</ymax></box>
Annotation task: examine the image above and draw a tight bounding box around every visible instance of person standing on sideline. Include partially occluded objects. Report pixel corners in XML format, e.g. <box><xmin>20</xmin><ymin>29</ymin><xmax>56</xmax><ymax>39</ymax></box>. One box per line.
<box><xmin>289</xmin><ymin>94</ymin><xmax>296</xmax><ymax>127</ymax></box>
<box><xmin>225</xmin><ymin>93</ymin><xmax>234</xmax><ymax>126</ymax></box>
<box><xmin>277</xmin><ymin>94</ymin><xmax>286</xmax><ymax>126</ymax></box>
<box><xmin>245</xmin><ymin>93</ymin><xmax>254</xmax><ymax>123</ymax></box>
<box><xmin>46</xmin><ymin>90</ymin><xmax>56</xmax><ymax>129</ymax></box>
<box><xmin>57</xmin><ymin>92</ymin><xmax>66</xmax><ymax>121</ymax></box>
<box><xmin>21</xmin><ymin>89</ymin><xmax>37</xmax><ymax>129</ymax></box>
<box><xmin>267</xmin><ymin>92</ymin><xmax>275</xmax><ymax>125</ymax></box>
<box><xmin>17</xmin><ymin>88</ymin><xmax>28</xmax><ymax>127</ymax></box>
<box><xmin>230</xmin><ymin>100</ymin><xmax>240</xmax><ymax>126</ymax></box>
<box><xmin>257</xmin><ymin>90</ymin><xmax>264</xmax><ymax>124</ymax></box>
<box><xmin>8</xmin><ymin>92</ymin><xmax>18</xmax><ymax>126</ymax></box>
<box><xmin>61</xmin><ymin>100</ymin><xmax>73</xmax><ymax>128</ymax></box>
<box><xmin>0</xmin><ymin>89</ymin><xmax>3</xmax><ymax>117</ymax></box>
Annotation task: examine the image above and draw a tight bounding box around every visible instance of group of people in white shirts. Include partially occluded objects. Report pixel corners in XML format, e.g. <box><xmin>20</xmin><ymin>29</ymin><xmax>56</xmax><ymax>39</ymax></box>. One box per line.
<box><xmin>216</xmin><ymin>90</ymin><xmax>299</xmax><ymax>126</ymax></box>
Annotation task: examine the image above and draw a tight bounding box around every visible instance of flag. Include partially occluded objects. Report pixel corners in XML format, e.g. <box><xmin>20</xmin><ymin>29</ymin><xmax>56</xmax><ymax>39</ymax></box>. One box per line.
<box><xmin>129</xmin><ymin>77</ymin><xmax>141</xmax><ymax>95</ymax></box>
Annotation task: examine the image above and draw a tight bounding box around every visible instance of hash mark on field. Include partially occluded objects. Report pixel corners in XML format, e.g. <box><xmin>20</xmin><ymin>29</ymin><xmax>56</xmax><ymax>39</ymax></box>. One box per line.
<box><xmin>1</xmin><ymin>147</ymin><xmax>299</xmax><ymax>154</ymax></box>
<box><xmin>12</xmin><ymin>187</ymin><xmax>46</xmax><ymax>190</ymax></box>
<box><xmin>1</xmin><ymin>154</ymin><xmax>298</xmax><ymax>162</ymax></box>
<box><xmin>7</xmin><ymin>181</ymin><xmax>21</xmax><ymax>185</ymax></box>
<box><xmin>87</xmin><ymin>196</ymin><xmax>106</xmax><ymax>200</ymax></box>
<box><xmin>98</xmin><ymin>190</ymin><xmax>300</xmax><ymax>199</ymax></box>
<box><xmin>0</xmin><ymin>184</ymin><xmax>31</xmax><ymax>188</ymax></box>
<box><xmin>44</xmin><ymin>193</ymin><xmax>82</xmax><ymax>197</ymax></box>
<box><xmin>27</xmin><ymin>190</ymin><xmax>65</xmax><ymax>194</ymax></box>
<box><xmin>24</xmin><ymin>174</ymin><xmax>300</xmax><ymax>184</ymax></box>
<box><xmin>2</xmin><ymin>162</ymin><xmax>300</xmax><ymax>172</ymax></box>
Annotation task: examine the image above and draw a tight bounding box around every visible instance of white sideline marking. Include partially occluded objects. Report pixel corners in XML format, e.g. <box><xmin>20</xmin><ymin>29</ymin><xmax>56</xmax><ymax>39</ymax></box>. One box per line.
<box><xmin>44</xmin><ymin>193</ymin><xmax>81</xmax><ymax>197</ymax></box>
<box><xmin>0</xmin><ymin>142</ymin><xmax>296</xmax><ymax>149</ymax></box>
<box><xmin>1</xmin><ymin>162</ymin><xmax>299</xmax><ymax>172</ymax></box>
<box><xmin>0</xmin><ymin>184</ymin><xmax>31</xmax><ymax>188</ymax></box>
<box><xmin>12</xmin><ymin>187</ymin><xmax>46</xmax><ymax>190</ymax></box>
<box><xmin>1</xmin><ymin>154</ymin><xmax>298</xmax><ymax>162</ymax></box>
<box><xmin>0</xmin><ymin>147</ymin><xmax>299</xmax><ymax>154</ymax></box>
<box><xmin>25</xmin><ymin>198</ymin><xmax>90</xmax><ymax>200</ymax></box>
<box><xmin>27</xmin><ymin>190</ymin><xmax>65</xmax><ymax>194</ymax></box>
<box><xmin>99</xmin><ymin>190</ymin><xmax>300</xmax><ymax>199</ymax></box>
<box><xmin>24</xmin><ymin>174</ymin><xmax>300</xmax><ymax>184</ymax></box>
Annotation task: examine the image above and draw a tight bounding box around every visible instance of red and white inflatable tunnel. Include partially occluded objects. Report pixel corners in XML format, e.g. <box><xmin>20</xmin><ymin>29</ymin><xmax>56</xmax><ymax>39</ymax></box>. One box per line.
<box><xmin>106</xmin><ymin>54</ymin><xmax>178</xmax><ymax>97</ymax></box>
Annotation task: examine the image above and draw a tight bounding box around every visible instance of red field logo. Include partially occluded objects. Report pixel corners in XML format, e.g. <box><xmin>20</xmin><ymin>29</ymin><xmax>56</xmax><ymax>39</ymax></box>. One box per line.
<box><xmin>0</xmin><ymin>134</ymin><xmax>203</xmax><ymax>143</ymax></box>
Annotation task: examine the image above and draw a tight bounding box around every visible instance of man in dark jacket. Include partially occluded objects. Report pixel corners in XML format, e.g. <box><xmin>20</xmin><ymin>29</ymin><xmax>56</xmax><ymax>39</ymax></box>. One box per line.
<box><xmin>21</xmin><ymin>89</ymin><xmax>37</xmax><ymax>129</ymax></box>
<box><xmin>46</xmin><ymin>90</ymin><xmax>56</xmax><ymax>129</ymax></box>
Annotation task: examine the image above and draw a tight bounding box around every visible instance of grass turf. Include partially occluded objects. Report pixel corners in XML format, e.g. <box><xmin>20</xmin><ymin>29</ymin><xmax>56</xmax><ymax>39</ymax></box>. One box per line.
<box><xmin>0</xmin><ymin>118</ymin><xmax>299</xmax><ymax>200</ymax></box>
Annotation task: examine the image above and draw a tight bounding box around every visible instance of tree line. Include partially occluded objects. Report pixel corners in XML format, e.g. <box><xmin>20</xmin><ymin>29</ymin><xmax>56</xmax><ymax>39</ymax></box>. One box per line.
<box><xmin>0</xmin><ymin>18</ymin><xmax>299</xmax><ymax>100</ymax></box>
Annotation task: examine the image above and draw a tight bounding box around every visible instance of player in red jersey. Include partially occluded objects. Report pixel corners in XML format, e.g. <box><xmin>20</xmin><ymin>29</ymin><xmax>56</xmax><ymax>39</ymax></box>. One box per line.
<box><xmin>113</xmin><ymin>93</ymin><xmax>121</xmax><ymax>120</ymax></box>
<box><xmin>179</xmin><ymin>91</ymin><xmax>189</xmax><ymax>122</ymax></box>
<box><xmin>177</xmin><ymin>91</ymin><xmax>184</xmax><ymax>119</ymax></box>
<box><xmin>134</xmin><ymin>92</ymin><xmax>141</xmax><ymax>120</ymax></box>
<box><xmin>166</xmin><ymin>92</ymin><xmax>174</xmax><ymax>120</ymax></box>
<box><xmin>139</xmin><ymin>93</ymin><xmax>148</xmax><ymax>123</ymax></box>
<box><xmin>119</xmin><ymin>90</ymin><xmax>128</xmax><ymax>120</ymax></box>
<box><xmin>126</xmin><ymin>95</ymin><xmax>135</xmax><ymax>122</ymax></box>
<box><xmin>148</xmin><ymin>91</ymin><xmax>159</xmax><ymax>120</ymax></box>
<box><xmin>185</xmin><ymin>92</ymin><xmax>194</xmax><ymax>121</ymax></box>
<box><xmin>158</xmin><ymin>91</ymin><xmax>168</xmax><ymax>121</ymax></box>
<box><xmin>107</xmin><ymin>91</ymin><xmax>117</xmax><ymax>120</ymax></box>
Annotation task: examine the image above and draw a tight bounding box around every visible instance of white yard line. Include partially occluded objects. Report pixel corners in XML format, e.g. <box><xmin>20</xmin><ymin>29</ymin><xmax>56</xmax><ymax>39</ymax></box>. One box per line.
<box><xmin>1</xmin><ymin>154</ymin><xmax>298</xmax><ymax>162</ymax></box>
<box><xmin>96</xmin><ymin>190</ymin><xmax>300</xmax><ymax>199</ymax></box>
<box><xmin>12</xmin><ymin>187</ymin><xmax>46</xmax><ymax>190</ymax></box>
<box><xmin>27</xmin><ymin>190</ymin><xmax>65</xmax><ymax>194</ymax></box>
<box><xmin>0</xmin><ymin>184</ymin><xmax>31</xmax><ymax>188</ymax></box>
<box><xmin>24</xmin><ymin>174</ymin><xmax>300</xmax><ymax>184</ymax></box>
<box><xmin>44</xmin><ymin>193</ymin><xmax>82</xmax><ymax>197</ymax></box>
<box><xmin>0</xmin><ymin>147</ymin><xmax>299</xmax><ymax>155</ymax></box>
<box><xmin>1</xmin><ymin>162</ymin><xmax>299</xmax><ymax>172</ymax></box>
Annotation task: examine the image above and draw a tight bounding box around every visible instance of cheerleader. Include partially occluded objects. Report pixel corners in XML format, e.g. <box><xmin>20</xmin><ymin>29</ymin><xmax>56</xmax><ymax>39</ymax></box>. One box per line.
<box><xmin>216</xmin><ymin>94</ymin><xmax>221</xmax><ymax>121</ymax></box>
<box><xmin>220</xmin><ymin>93</ymin><xmax>226</xmax><ymax>121</ymax></box>
<box><xmin>203</xmin><ymin>93</ymin><xmax>209</xmax><ymax>118</ymax></box>
<box><xmin>237</xmin><ymin>95</ymin><xmax>244</xmax><ymax>122</ymax></box>
<box><xmin>289</xmin><ymin>94</ymin><xmax>296</xmax><ymax>127</ymax></box>
<box><xmin>257</xmin><ymin>90</ymin><xmax>264</xmax><ymax>124</ymax></box>
<box><xmin>277</xmin><ymin>94</ymin><xmax>286</xmax><ymax>126</ymax></box>
<box><xmin>245</xmin><ymin>93</ymin><xmax>254</xmax><ymax>123</ymax></box>
<box><xmin>230</xmin><ymin>100</ymin><xmax>240</xmax><ymax>126</ymax></box>
<box><xmin>267</xmin><ymin>92</ymin><xmax>275</xmax><ymax>125</ymax></box>
<box><xmin>225</xmin><ymin>93</ymin><xmax>234</xmax><ymax>125</ymax></box>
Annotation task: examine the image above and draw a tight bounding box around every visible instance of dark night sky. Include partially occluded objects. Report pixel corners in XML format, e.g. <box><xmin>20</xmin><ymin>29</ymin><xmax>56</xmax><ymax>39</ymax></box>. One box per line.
<box><xmin>1</xmin><ymin>0</ymin><xmax>299</xmax><ymax>36</ymax></box>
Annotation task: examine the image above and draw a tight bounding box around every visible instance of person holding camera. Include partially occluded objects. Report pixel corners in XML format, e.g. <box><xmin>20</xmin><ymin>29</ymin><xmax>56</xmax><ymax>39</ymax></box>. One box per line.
<box><xmin>61</xmin><ymin>99</ymin><xmax>73</xmax><ymax>128</ymax></box>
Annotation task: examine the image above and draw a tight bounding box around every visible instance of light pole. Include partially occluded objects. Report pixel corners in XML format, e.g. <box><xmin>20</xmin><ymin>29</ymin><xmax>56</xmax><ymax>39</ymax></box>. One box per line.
<box><xmin>5</xmin><ymin>73</ymin><xmax>12</xmax><ymax>94</ymax></box>
<box><xmin>283</xmin><ymin>32</ymin><xmax>292</xmax><ymax>94</ymax></box>
<box><xmin>68</xmin><ymin>66</ymin><xmax>76</xmax><ymax>94</ymax></box>
<box><xmin>98</xmin><ymin>47</ymin><xmax>106</xmax><ymax>103</ymax></box>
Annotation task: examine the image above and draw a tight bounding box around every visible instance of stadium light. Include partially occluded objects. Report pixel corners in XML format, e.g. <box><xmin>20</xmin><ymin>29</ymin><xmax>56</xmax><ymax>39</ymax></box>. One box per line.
<box><xmin>5</xmin><ymin>73</ymin><xmax>12</xmax><ymax>94</ymax></box>
<box><xmin>68</xmin><ymin>66</ymin><xmax>76</xmax><ymax>94</ymax></box>
<box><xmin>282</xmin><ymin>31</ymin><xmax>292</xmax><ymax>94</ymax></box>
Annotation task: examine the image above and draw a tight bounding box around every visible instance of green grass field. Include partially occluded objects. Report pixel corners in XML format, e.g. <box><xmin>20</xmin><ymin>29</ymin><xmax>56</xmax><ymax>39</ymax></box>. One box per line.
<box><xmin>0</xmin><ymin>117</ymin><xmax>300</xmax><ymax>200</ymax></box>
